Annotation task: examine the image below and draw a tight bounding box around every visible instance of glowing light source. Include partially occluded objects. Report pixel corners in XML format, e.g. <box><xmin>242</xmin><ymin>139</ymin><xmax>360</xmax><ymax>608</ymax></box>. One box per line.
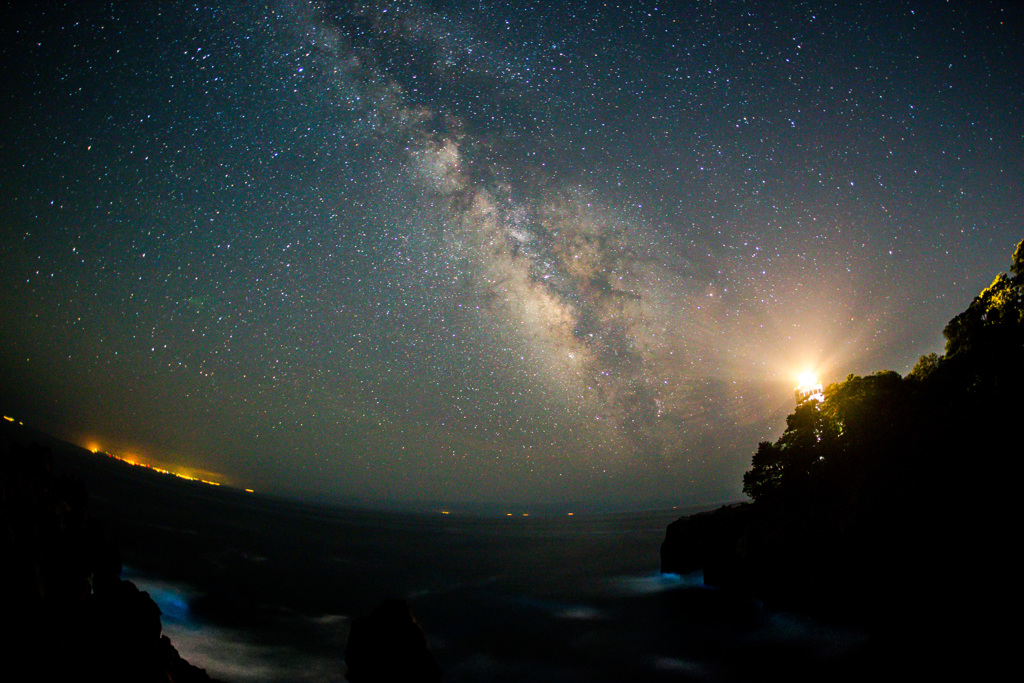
<box><xmin>796</xmin><ymin>370</ymin><xmax>819</xmax><ymax>389</ymax></box>
<box><xmin>795</xmin><ymin>370</ymin><xmax>824</xmax><ymax>404</ymax></box>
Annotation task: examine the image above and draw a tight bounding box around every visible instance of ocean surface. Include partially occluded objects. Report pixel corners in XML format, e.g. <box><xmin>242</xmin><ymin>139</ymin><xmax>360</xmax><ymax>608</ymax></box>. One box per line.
<box><xmin>53</xmin><ymin>447</ymin><xmax>867</xmax><ymax>682</ymax></box>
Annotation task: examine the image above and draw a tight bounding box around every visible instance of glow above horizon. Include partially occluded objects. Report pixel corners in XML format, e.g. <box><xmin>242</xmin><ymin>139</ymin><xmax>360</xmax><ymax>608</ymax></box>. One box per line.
<box><xmin>0</xmin><ymin>1</ymin><xmax>1020</xmax><ymax>508</ymax></box>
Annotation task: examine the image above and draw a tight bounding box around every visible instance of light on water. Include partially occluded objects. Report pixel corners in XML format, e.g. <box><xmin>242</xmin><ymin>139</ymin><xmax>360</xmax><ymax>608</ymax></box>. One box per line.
<box><xmin>127</xmin><ymin>570</ymin><xmax>346</xmax><ymax>683</ymax></box>
<box><xmin>608</xmin><ymin>571</ymin><xmax>704</xmax><ymax>595</ymax></box>
<box><xmin>124</xmin><ymin>570</ymin><xmax>195</xmax><ymax>628</ymax></box>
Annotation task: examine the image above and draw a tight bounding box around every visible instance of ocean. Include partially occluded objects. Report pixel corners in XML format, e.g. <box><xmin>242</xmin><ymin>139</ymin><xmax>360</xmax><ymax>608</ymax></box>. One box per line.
<box><xmin>54</xmin><ymin>447</ymin><xmax>867</xmax><ymax>682</ymax></box>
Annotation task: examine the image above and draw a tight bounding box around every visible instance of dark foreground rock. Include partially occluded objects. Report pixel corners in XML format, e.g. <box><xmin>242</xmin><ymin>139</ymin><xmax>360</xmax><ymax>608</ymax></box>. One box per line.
<box><xmin>661</xmin><ymin>503</ymin><xmax>755</xmax><ymax>588</ymax></box>
<box><xmin>661</xmin><ymin>495</ymin><xmax>1013</xmax><ymax>679</ymax></box>
<box><xmin>1</xmin><ymin>431</ymin><xmax>218</xmax><ymax>682</ymax></box>
<box><xmin>345</xmin><ymin>598</ymin><xmax>442</xmax><ymax>683</ymax></box>
<box><xmin>661</xmin><ymin>498</ymin><xmax>887</xmax><ymax>617</ymax></box>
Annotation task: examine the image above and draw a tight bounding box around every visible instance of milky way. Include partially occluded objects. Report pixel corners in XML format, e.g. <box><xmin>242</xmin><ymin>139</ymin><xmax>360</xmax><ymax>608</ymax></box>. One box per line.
<box><xmin>1</xmin><ymin>1</ymin><xmax>1021</xmax><ymax>507</ymax></box>
<box><xmin>290</xmin><ymin>0</ymin><xmax>764</xmax><ymax>465</ymax></box>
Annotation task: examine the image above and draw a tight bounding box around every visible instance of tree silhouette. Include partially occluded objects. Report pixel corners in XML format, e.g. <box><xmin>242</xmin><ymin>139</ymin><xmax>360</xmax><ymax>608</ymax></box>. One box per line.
<box><xmin>670</xmin><ymin>238</ymin><xmax>1023</xmax><ymax>678</ymax></box>
<box><xmin>744</xmin><ymin>238</ymin><xmax>1023</xmax><ymax>504</ymax></box>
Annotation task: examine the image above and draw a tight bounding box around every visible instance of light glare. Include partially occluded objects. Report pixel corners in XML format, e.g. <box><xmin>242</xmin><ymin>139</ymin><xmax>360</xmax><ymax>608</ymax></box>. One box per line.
<box><xmin>796</xmin><ymin>370</ymin><xmax>819</xmax><ymax>389</ymax></box>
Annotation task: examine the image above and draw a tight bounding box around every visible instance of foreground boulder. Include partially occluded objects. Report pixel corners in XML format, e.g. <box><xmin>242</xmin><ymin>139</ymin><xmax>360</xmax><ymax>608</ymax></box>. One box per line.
<box><xmin>345</xmin><ymin>598</ymin><xmax>442</xmax><ymax>683</ymax></box>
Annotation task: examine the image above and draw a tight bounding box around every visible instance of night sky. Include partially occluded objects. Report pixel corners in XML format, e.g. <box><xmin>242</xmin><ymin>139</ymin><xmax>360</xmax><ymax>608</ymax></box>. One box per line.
<box><xmin>2</xmin><ymin>1</ymin><xmax>1021</xmax><ymax>509</ymax></box>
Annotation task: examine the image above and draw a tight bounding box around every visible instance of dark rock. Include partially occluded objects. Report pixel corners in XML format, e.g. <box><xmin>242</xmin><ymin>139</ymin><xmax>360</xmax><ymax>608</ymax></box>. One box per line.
<box><xmin>345</xmin><ymin>598</ymin><xmax>442</xmax><ymax>683</ymax></box>
<box><xmin>1</xmin><ymin>431</ymin><xmax>220</xmax><ymax>682</ymax></box>
<box><xmin>661</xmin><ymin>498</ymin><xmax>880</xmax><ymax>617</ymax></box>
<box><xmin>660</xmin><ymin>492</ymin><xmax>1015</xmax><ymax>680</ymax></box>
<box><xmin>660</xmin><ymin>502</ymin><xmax>754</xmax><ymax>587</ymax></box>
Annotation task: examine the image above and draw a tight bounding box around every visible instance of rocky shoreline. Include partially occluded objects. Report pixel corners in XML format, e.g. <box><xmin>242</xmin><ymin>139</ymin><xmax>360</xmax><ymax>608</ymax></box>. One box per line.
<box><xmin>660</xmin><ymin>465</ymin><xmax>1013</xmax><ymax>679</ymax></box>
<box><xmin>1</xmin><ymin>429</ymin><xmax>219</xmax><ymax>682</ymax></box>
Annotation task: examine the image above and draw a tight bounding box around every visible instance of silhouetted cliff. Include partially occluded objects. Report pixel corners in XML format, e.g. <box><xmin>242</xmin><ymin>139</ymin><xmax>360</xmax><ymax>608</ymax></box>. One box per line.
<box><xmin>663</xmin><ymin>239</ymin><xmax>1023</xmax><ymax>676</ymax></box>
<box><xmin>1</xmin><ymin>428</ymin><xmax>219</xmax><ymax>682</ymax></box>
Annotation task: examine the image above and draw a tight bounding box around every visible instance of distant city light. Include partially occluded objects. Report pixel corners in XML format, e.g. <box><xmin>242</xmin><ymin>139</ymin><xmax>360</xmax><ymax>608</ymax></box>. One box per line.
<box><xmin>92</xmin><ymin>448</ymin><xmax>225</xmax><ymax>488</ymax></box>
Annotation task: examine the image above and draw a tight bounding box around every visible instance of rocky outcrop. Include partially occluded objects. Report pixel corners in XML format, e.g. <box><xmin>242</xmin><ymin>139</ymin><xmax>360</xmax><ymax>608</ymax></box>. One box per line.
<box><xmin>345</xmin><ymin>598</ymin><xmax>442</xmax><ymax>683</ymax></box>
<box><xmin>1</xmin><ymin>433</ymin><xmax>218</xmax><ymax>682</ymax></box>
<box><xmin>661</xmin><ymin>497</ymin><xmax>890</xmax><ymax>617</ymax></box>
<box><xmin>660</xmin><ymin>492</ymin><xmax>1014</xmax><ymax>679</ymax></box>
<box><xmin>660</xmin><ymin>503</ymin><xmax>755</xmax><ymax>587</ymax></box>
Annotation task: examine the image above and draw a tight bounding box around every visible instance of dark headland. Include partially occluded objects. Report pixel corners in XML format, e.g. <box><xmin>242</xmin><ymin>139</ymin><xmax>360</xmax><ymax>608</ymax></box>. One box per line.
<box><xmin>661</xmin><ymin>239</ymin><xmax>1023</xmax><ymax>677</ymax></box>
<box><xmin>0</xmin><ymin>423</ymin><xmax>220</xmax><ymax>682</ymax></box>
